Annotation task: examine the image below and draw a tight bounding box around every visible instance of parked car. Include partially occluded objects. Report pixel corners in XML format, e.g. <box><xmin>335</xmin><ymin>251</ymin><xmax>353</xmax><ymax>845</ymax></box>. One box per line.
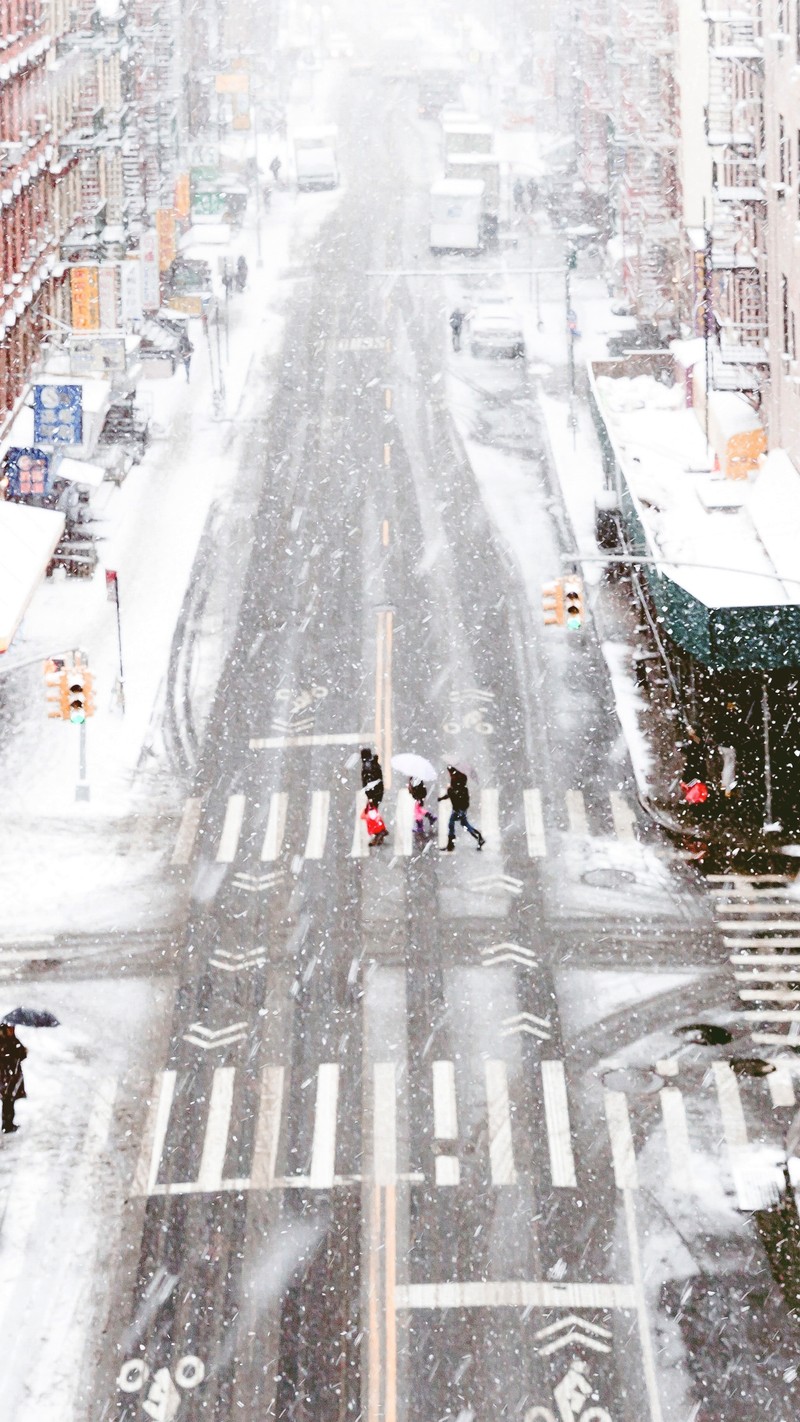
<box><xmin>467</xmin><ymin>304</ymin><xmax>526</xmax><ymax>358</ymax></box>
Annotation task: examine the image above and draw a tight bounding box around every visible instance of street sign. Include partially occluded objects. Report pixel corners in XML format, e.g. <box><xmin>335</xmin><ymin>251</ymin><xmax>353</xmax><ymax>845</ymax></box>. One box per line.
<box><xmin>105</xmin><ymin>568</ymin><xmax>118</xmax><ymax>602</ymax></box>
<box><xmin>70</xmin><ymin>265</ymin><xmax>100</xmax><ymax>331</ymax></box>
<box><xmin>69</xmin><ymin>334</ymin><xmax>126</xmax><ymax>376</ymax></box>
<box><xmin>33</xmin><ymin>385</ymin><xmax>82</xmax><ymax>445</ymax></box>
<box><xmin>5</xmin><ymin>447</ymin><xmax>50</xmax><ymax>498</ymax></box>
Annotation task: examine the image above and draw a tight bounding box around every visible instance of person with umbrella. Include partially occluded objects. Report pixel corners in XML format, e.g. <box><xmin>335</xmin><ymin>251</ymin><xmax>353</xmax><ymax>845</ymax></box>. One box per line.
<box><xmin>360</xmin><ymin>747</ymin><xmax>385</xmax><ymax>807</ymax></box>
<box><xmin>0</xmin><ymin>1023</ymin><xmax>27</xmax><ymax>1134</ymax></box>
<box><xmin>391</xmin><ymin>754</ymin><xmax>439</xmax><ymax>843</ymax></box>
<box><xmin>439</xmin><ymin>765</ymin><xmax>485</xmax><ymax>852</ymax></box>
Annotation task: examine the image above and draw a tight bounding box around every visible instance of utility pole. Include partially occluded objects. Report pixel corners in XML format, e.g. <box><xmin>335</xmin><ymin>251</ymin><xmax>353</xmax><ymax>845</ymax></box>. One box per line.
<box><xmin>702</xmin><ymin>198</ymin><xmax>713</xmax><ymax>464</ymax></box>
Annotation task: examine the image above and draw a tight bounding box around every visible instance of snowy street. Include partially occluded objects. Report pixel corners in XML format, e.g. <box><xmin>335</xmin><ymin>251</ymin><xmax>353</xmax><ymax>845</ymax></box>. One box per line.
<box><xmin>1</xmin><ymin>24</ymin><xmax>800</xmax><ymax>1422</ymax></box>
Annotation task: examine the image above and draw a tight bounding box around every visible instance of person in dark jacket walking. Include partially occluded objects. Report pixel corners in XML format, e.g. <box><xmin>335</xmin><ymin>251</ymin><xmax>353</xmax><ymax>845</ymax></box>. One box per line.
<box><xmin>236</xmin><ymin>255</ymin><xmax>248</xmax><ymax>291</ymax></box>
<box><xmin>449</xmin><ymin>308</ymin><xmax>465</xmax><ymax>351</ymax></box>
<box><xmin>439</xmin><ymin>766</ymin><xmax>485</xmax><ymax>851</ymax></box>
<box><xmin>360</xmin><ymin>747</ymin><xmax>385</xmax><ymax>807</ymax></box>
<box><xmin>0</xmin><ymin>1024</ymin><xmax>26</xmax><ymax>1133</ymax></box>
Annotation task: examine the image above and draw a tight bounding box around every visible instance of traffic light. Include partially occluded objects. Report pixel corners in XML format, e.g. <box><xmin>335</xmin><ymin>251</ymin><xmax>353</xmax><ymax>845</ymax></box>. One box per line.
<box><xmin>542</xmin><ymin>580</ymin><xmax>565</xmax><ymax>626</ymax></box>
<box><xmin>66</xmin><ymin>665</ymin><xmax>95</xmax><ymax>724</ymax></box>
<box><xmin>563</xmin><ymin>577</ymin><xmax>584</xmax><ymax>631</ymax></box>
<box><xmin>43</xmin><ymin>657</ymin><xmax>69</xmax><ymax>719</ymax></box>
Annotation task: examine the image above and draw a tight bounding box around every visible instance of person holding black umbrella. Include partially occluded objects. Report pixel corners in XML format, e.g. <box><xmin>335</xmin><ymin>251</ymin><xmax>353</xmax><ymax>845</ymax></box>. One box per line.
<box><xmin>0</xmin><ymin>1023</ymin><xmax>26</xmax><ymax>1134</ymax></box>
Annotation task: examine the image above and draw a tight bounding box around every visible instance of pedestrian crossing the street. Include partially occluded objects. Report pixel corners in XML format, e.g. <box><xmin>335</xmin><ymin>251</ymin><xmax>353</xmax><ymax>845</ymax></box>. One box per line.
<box><xmin>708</xmin><ymin>873</ymin><xmax>800</xmax><ymax>1047</ymax></box>
<box><xmin>170</xmin><ymin>785</ymin><xmax>642</xmax><ymax>867</ymax></box>
<box><xmin>128</xmin><ymin>1050</ymin><xmax>793</xmax><ymax>1209</ymax></box>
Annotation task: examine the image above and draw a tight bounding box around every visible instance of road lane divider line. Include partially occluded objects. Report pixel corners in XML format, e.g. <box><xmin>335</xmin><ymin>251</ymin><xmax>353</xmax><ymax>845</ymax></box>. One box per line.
<box><xmin>659</xmin><ymin>1087</ymin><xmax>694</xmax><ymax>1192</ymax></box>
<box><xmin>250</xmin><ymin>1066</ymin><xmax>284</xmax><ymax>1189</ymax></box>
<box><xmin>393</xmin><ymin>786</ymin><xmax>413</xmax><ymax>856</ymax></box>
<box><xmin>350</xmin><ymin>792</ymin><xmax>370</xmax><ymax>857</ymax></box>
<box><xmin>523</xmin><ymin>788</ymin><xmax>546</xmax><ymax>857</ymax></box>
<box><xmin>261</xmin><ymin>791</ymin><xmax>288</xmax><ymax>861</ymax></box>
<box><xmin>250</xmin><ymin>732</ymin><xmax>368</xmax><ymax>749</ymax></box>
<box><xmin>171</xmin><ymin>797</ymin><xmax>203</xmax><ymax>865</ymax></box>
<box><xmin>367</xmin><ymin>1184</ymin><xmax>382</xmax><ymax>1422</ymax></box>
<box><xmin>565</xmin><ymin>789</ymin><xmax>588</xmax><ymax>836</ymax></box>
<box><xmin>373</xmin><ymin>1063</ymin><xmax>397</xmax><ymax>1185</ymax></box>
<box><xmin>133</xmin><ymin>1070</ymin><xmax>176</xmax><ymax>1196</ymax></box>
<box><xmin>485</xmin><ymin>1060</ymin><xmax>517</xmax><ymax>1185</ymax></box>
<box><xmin>304</xmin><ymin>790</ymin><xmax>330</xmax><ymax>860</ymax></box>
<box><xmin>309</xmin><ymin>1063</ymin><xmax>339</xmax><ymax>1188</ymax></box>
<box><xmin>609</xmin><ymin>791</ymin><xmax>637</xmax><ymax>841</ymax></box>
<box><xmin>197</xmin><ymin>1067</ymin><xmax>236</xmax><ymax>1191</ymax></box>
<box><xmin>604</xmin><ymin>1089</ymin><xmax>638</xmax><ymax>1189</ymax></box>
<box><xmin>215</xmin><ymin>794</ymin><xmax>246</xmax><ymax>863</ymax></box>
<box><xmin>623</xmin><ymin>1189</ymin><xmax>666</xmax><ymax>1422</ymax></box>
<box><xmin>541</xmin><ymin>1061</ymin><xmax>577</xmax><ymax>1188</ymax></box>
<box><xmin>384</xmin><ymin>1184</ymin><xmax>397</xmax><ymax>1422</ymax></box>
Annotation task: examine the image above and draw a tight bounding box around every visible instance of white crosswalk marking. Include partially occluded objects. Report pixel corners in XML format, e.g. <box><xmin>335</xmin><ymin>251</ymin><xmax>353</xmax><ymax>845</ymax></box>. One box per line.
<box><xmin>485</xmin><ymin>1059</ymin><xmax>516</xmax><ymax>1185</ymax></box>
<box><xmin>438</xmin><ymin>798</ymin><xmax>450</xmax><ymax>848</ymax></box>
<box><xmin>309</xmin><ymin>1064</ymin><xmax>339</xmax><ymax>1187</ymax></box>
<box><xmin>480</xmin><ymin>788</ymin><xmax>500</xmax><ymax>845</ymax></box>
<box><xmin>261</xmin><ymin>792</ymin><xmax>288</xmax><ymax>861</ymax></box>
<box><xmin>171</xmin><ymin>798</ymin><xmax>203</xmax><ymax>865</ymax></box>
<box><xmin>433</xmin><ymin>1061</ymin><xmax>458</xmax><ymax>1139</ymax></box>
<box><xmin>523</xmin><ymin>788</ymin><xmax>546</xmax><ymax>857</ymax></box>
<box><xmin>197</xmin><ymin>1068</ymin><xmax>236</xmax><ymax>1191</ymax></box>
<box><xmin>216</xmin><ymin>794</ymin><xmax>247</xmax><ymax>863</ymax></box>
<box><xmin>393</xmin><ymin>786</ymin><xmax>413</xmax><ymax>855</ymax></box>
<box><xmin>304</xmin><ymin>791</ymin><xmax>330</xmax><ymax>860</ymax></box>
<box><xmin>609</xmin><ymin>792</ymin><xmax>636</xmax><ymax>841</ymax></box>
<box><xmin>133</xmin><ymin>1071</ymin><xmax>176</xmax><ymax>1196</ymax></box>
<box><xmin>565</xmin><ymin>789</ymin><xmax>588</xmax><ymax>836</ymax></box>
<box><xmin>768</xmin><ymin>1068</ymin><xmax>795</xmax><ymax>1108</ymax></box>
<box><xmin>251</xmin><ymin>1066</ymin><xmax>284</xmax><ymax>1188</ymax></box>
<box><xmin>541</xmin><ymin>1060</ymin><xmax>576</xmax><ymax>1187</ymax></box>
<box><xmin>373</xmin><ymin>1063</ymin><xmax>396</xmax><ymax>1184</ymax></box>
<box><xmin>660</xmin><ymin>1087</ymin><xmax>693</xmax><ymax>1192</ymax></box>
<box><xmin>604</xmin><ymin>1090</ymin><xmax>638</xmax><ymax>1189</ymax></box>
<box><xmin>350</xmin><ymin>793</ymin><xmax>370</xmax><ymax>857</ymax></box>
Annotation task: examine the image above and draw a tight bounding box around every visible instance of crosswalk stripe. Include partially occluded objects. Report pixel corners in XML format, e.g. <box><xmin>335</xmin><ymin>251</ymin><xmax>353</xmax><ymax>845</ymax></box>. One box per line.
<box><xmin>523</xmin><ymin>788</ymin><xmax>546</xmax><ymax>857</ymax></box>
<box><xmin>480</xmin><ymin>788</ymin><xmax>500</xmax><ymax>844</ymax></box>
<box><xmin>716</xmin><ymin>903</ymin><xmax>800</xmax><ymax>916</ymax></box>
<box><xmin>767</xmin><ymin>1068</ymin><xmax>795</xmax><ymax>1108</ymax></box>
<box><xmin>721</xmin><ymin>920</ymin><xmax>800</xmax><ymax>932</ymax></box>
<box><xmin>250</xmin><ymin>1066</ymin><xmax>284</xmax><ymax>1188</ymax></box>
<box><xmin>609</xmin><ymin>792</ymin><xmax>636</xmax><ymax>841</ymax></box>
<box><xmin>171</xmin><ymin>798</ymin><xmax>203</xmax><ymax>865</ymax></box>
<box><xmin>660</xmin><ymin>1087</ymin><xmax>693</xmax><ymax>1192</ymax></box>
<box><xmin>541</xmin><ymin>1060</ymin><xmax>576</xmax><ymax>1187</ymax></box>
<box><xmin>604</xmin><ymin>1090</ymin><xmax>638</xmax><ymax>1189</ymax></box>
<box><xmin>309</xmin><ymin>1064</ymin><xmax>339</xmax><ymax>1187</ymax></box>
<box><xmin>373</xmin><ymin>1063</ymin><xmax>396</xmax><ymax>1184</ymax></box>
<box><xmin>433</xmin><ymin>1061</ymin><xmax>458</xmax><ymax>1140</ymax></box>
<box><xmin>133</xmin><ymin>1071</ymin><xmax>176</xmax><ymax>1196</ymax></box>
<box><xmin>304</xmin><ymin>791</ymin><xmax>330</xmax><ymax>860</ymax></box>
<box><xmin>729</xmin><ymin>948</ymin><xmax>800</xmax><ymax>959</ymax></box>
<box><xmin>216</xmin><ymin>795</ymin><xmax>246</xmax><ymax>863</ymax></box>
<box><xmin>711</xmin><ymin>1061</ymin><xmax>780</xmax><ymax>1210</ymax></box>
<box><xmin>438</xmin><ymin>799</ymin><xmax>450</xmax><ymax>849</ymax></box>
<box><xmin>197</xmin><ymin>1068</ymin><xmax>236</xmax><ymax>1191</ymax></box>
<box><xmin>350</xmin><ymin>793</ymin><xmax>370</xmax><ymax>858</ymax></box>
<box><xmin>713</xmin><ymin>1063</ymin><xmax>748</xmax><ymax>1152</ymax></box>
<box><xmin>565</xmin><ymin>789</ymin><xmax>588</xmax><ymax>836</ymax></box>
<box><xmin>435</xmin><ymin>1156</ymin><xmax>460</xmax><ymax>1185</ymax></box>
<box><xmin>261</xmin><ymin>792</ymin><xmax>288</xmax><ymax>861</ymax></box>
<box><xmin>485</xmin><ymin>1060</ymin><xmax>516</xmax><ymax>1185</ymax></box>
<box><xmin>739</xmin><ymin>988</ymin><xmax>800</xmax><ymax>1002</ymax></box>
<box><xmin>393</xmin><ymin>787</ymin><xmax>413</xmax><ymax>856</ymax></box>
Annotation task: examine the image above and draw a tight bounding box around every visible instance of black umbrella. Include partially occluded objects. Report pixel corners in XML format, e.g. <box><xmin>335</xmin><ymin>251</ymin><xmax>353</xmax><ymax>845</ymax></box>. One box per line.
<box><xmin>1</xmin><ymin>1007</ymin><xmax>60</xmax><ymax>1028</ymax></box>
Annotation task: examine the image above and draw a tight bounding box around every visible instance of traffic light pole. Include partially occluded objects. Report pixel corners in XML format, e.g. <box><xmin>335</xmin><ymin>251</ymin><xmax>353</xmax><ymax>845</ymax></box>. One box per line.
<box><xmin>76</xmin><ymin>721</ymin><xmax>89</xmax><ymax>802</ymax></box>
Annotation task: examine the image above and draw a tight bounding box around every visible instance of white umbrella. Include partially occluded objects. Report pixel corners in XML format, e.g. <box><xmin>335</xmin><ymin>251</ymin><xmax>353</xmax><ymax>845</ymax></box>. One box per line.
<box><xmin>391</xmin><ymin>753</ymin><xmax>437</xmax><ymax>785</ymax></box>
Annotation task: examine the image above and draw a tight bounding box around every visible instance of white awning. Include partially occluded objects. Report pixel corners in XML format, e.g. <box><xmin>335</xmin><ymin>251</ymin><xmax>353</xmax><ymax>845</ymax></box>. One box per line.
<box><xmin>0</xmin><ymin>501</ymin><xmax>65</xmax><ymax>652</ymax></box>
<box><xmin>55</xmin><ymin>456</ymin><xmax>105</xmax><ymax>487</ymax></box>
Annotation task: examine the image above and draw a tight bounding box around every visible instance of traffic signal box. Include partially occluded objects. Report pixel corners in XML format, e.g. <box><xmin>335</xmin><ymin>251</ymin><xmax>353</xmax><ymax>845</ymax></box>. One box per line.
<box><xmin>542</xmin><ymin>580</ymin><xmax>565</xmax><ymax>625</ymax></box>
<box><xmin>43</xmin><ymin>655</ymin><xmax>95</xmax><ymax>722</ymax></box>
<box><xmin>563</xmin><ymin>577</ymin><xmax>584</xmax><ymax>631</ymax></box>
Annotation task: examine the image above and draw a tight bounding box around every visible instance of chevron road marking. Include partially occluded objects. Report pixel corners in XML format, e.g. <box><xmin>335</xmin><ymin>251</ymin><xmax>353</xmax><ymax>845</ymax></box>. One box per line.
<box><xmin>209</xmin><ymin>946</ymin><xmax>267</xmax><ymax>972</ymax></box>
<box><xmin>215</xmin><ymin>795</ymin><xmax>246</xmax><ymax>863</ymax></box>
<box><xmin>171</xmin><ymin>797</ymin><xmax>203</xmax><ymax>865</ymax></box>
<box><xmin>541</xmin><ymin>1061</ymin><xmax>577</xmax><ymax>1187</ymax></box>
<box><xmin>502</xmin><ymin>1012</ymin><xmax>551</xmax><ymax>1041</ymax></box>
<box><xmin>304</xmin><ymin>791</ymin><xmax>330</xmax><ymax>860</ymax></box>
<box><xmin>480</xmin><ymin>942</ymin><xmax>538</xmax><ymax>969</ymax></box>
<box><xmin>261</xmin><ymin>791</ymin><xmax>288</xmax><ymax>861</ymax></box>
<box><xmin>534</xmin><ymin>1314</ymin><xmax>613</xmax><ymax>1356</ymax></box>
<box><xmin>183</xmin><ymin>1021</ymin><xmax>249</xmax><ymax>1050</ymax></box>
<box><xmin>232</xmin><ymin>869</ymin><xmax>284</xmax><ymax>893</ymax></box>
<box><xmin>523</xmin><ymin>788</ymin><xmax>546</xmax><ymax>857</ymax></box>
<box><xmin>471</xmin><ymin>873</ymin><xmax>523</xmax><ymax>896</ymax></box>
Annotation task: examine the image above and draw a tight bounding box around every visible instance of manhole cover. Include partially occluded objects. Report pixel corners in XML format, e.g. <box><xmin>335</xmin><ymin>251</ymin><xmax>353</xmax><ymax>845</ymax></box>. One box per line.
<box><xmin>582</xmin><ymin>867</ymin><xmax>637</xmax><ymax>890</ymax></box>
<box><xmin>674</xmin><ymin>1022</ymin><xmax>733</xmax><ymax>1046</ymax></box>
<box><xmin>730</xmin><ymin>1057</ymin><xmax>775</xmax><ymax>1077</ymax></box>
<box><xmin>601</xmin><ymin>1066</ymin><xmax>663</xmax><ymax>1095</ymax></box>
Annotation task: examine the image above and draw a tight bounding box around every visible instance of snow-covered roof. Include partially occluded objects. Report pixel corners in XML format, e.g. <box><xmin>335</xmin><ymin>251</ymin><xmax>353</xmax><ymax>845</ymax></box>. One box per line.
<box><xmin>592</xmin><ymin>369</ymin><xmax>800</xmax><ymax>610</ymax></box>
<box><xmin>430</xmin><ymin>179</ymin><xmax>485</xmax><ymax>197</ymax></box>
<box><xmin>0</xmin><ymin>501</ymin><xmax>65</xmax><ymax>653</ymax></box>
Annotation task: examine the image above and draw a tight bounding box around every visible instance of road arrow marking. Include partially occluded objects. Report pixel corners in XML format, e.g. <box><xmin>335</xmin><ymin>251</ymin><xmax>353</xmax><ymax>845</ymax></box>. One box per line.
<box><xmin>480</xmin><ymin>943</ymin><xmax>537</xmax><ymax>968</ymax></box>
<box><xmin>183</xmin><ymin>1022</ymin><xmax>248</xmax><ymax>1049</ymax></box>
<box><xmin>209</xmin><ymin>947</ymin><xmax>267</xmax><ymax>973</ymax></box>
<box><xmin>471</xmin><ymin>874</ymin><xmax>524</xmax><ymax>896</ymax></box>
<box><xmin>232</xmin><ymin>869</ymin><xmax>284</xmax><ymax>893</ymax></box>
<box><xmin>534</xmin><ymin>1314</ymin><xmax>613</xmax><ymax>1356</ymax></box>
<box><xmin>501</xmin><ymin>1012</ymin><xmax>551</xmax><ymax>1040</ymax></box>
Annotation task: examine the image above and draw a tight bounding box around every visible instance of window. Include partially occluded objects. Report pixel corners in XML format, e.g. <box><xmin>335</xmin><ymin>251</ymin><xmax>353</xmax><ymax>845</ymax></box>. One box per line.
<box><xmin>780</xmin><ymin>115</ymin><xmax>788</xmax><ymax>193</ymax></box>
<box><xmin>783</xmin><ymin>275</ymin><xmax>791</xmax><ymax>354</ymax></box>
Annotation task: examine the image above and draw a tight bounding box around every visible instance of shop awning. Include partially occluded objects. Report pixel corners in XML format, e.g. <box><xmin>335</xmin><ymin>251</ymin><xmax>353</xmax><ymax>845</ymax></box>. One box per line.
<box><xmin>55</xmin><ymin>456</ymin><xmax>106</xmax><ymax>487</ymax></box>
<box><xmin>0</xmin><ymin>501</ymin><xmax>65</xmax><ymax>652</ymax></box>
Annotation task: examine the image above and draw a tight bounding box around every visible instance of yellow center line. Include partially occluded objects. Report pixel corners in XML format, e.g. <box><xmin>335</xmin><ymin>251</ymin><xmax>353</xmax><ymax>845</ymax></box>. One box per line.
<box><xmin>384</xmin><ymin>1185</ymin><xmax>397</xmax><ymax>1422</ymax></box>
<box><xmin>381</xmin><ymin>520</ymin><xmax>390</xmax><ymax>547</ymax></box>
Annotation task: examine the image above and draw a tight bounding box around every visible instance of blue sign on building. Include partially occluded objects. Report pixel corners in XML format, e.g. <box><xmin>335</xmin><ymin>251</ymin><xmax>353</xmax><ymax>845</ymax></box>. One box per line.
<box><xmin>33</xmin><ymin>384</ymin><xmax>83</xmax><ymax>445</ymax></box>
<box><xmin>5</xmin><ymin>447</ymin><xmax>50</xmax><ymax>499</ymax></box>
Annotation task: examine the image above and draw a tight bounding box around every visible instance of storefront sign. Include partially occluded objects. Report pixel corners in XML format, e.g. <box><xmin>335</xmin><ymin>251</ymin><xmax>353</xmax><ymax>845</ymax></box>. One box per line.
<box><xmin>71</xmin><ymin>266</ymin><xmax>100</xmax><ymax>331</ymax></box>
<box><xmin>98</xmin><ymin>264</ymin><xmax>118</xmax><ymax>330</ymax></box>
<box><xmin>33</xmin><ymin>385</ymin><xmax>83</xmax><ymax>445</ymax></box>
<box><xmin>69</xmin><ymin>335</ymin><xmax>127</xmax><ymax>376</ymax></box>
<box><xmin>175</xmin><ymin>172</ymin><xmax>191</xmax><ymax>219</ymax></box>
<box><xmin>156</xmin><ymin>208</ymin><xmax>177</xmax><ymax>272</ymax></box>
<box><xmin>5</xmin><ymin>447</ymin><xmax>50</xmax><ymax>499</ymax></box>
<box><xmin>119</xmin><ymin>258</ymin><xmax>143</xmax><ymax>325</ymax></box>
<box><xmin>140</xmin><ymin>230</ymin><xmax>160</xmax><ymax>311</ymax></box>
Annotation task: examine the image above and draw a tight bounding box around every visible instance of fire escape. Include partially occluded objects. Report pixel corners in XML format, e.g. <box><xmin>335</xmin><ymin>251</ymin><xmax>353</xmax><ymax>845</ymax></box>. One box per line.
<box><xmin>616</xmin><ymin>0</ymin><xmax>679</xmax><ymax>328</ymax></box>
<box><xmin>706</xmin><ymin>6</ymin><xmax>767</xmax><ymax>381</ymax></box>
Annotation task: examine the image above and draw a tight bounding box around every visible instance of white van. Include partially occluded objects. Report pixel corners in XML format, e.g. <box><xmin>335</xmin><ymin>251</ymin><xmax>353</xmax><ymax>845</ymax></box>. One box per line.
<box><xmin>429</xmin><ymin>179</ymin><xmax>485</xmax><ymax>253</ymax></box>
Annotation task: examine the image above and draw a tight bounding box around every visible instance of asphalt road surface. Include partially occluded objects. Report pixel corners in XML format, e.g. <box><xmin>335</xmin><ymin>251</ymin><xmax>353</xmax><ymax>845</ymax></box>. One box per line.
<box><xmin>96</xmin><ymin>76</ymin><xmax>800</xmax><ymax>1422</ymax></box>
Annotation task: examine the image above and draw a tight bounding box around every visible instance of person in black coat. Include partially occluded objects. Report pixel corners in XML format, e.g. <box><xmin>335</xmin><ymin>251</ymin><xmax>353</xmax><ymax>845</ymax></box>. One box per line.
<box><xmin>439</xmin><ymin>767</ymin><xmax>485</xmax><ymax>851</ymax></box>
<box><xmin>0</xmin><ymin>1024</ymin><xmax>26</xmax><ymax>1133</ymax></box>
<box><xmin>360</xmin><ymin>747</ymin><xmax>384</xmax><ymax>807</ymax></box>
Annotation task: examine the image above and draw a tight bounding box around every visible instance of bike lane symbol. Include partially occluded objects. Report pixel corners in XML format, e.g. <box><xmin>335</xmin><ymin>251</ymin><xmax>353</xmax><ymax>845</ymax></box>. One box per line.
<box><xmin>117</xmin><ymin>1355</ymin><xmax>206</xmax><ymax>1420</ymax></box>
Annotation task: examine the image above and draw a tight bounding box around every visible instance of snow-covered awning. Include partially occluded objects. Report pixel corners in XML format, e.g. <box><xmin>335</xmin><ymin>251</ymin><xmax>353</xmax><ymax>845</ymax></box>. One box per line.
<box><xmin>0</xmin><ymin>501</ymin><xmax>65</xmax><ymax>653</ymax></box>
<box><xmin>55</xmin><ymin>456</ymin><xmax>105</xmax><ymax>487</ymax></box>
